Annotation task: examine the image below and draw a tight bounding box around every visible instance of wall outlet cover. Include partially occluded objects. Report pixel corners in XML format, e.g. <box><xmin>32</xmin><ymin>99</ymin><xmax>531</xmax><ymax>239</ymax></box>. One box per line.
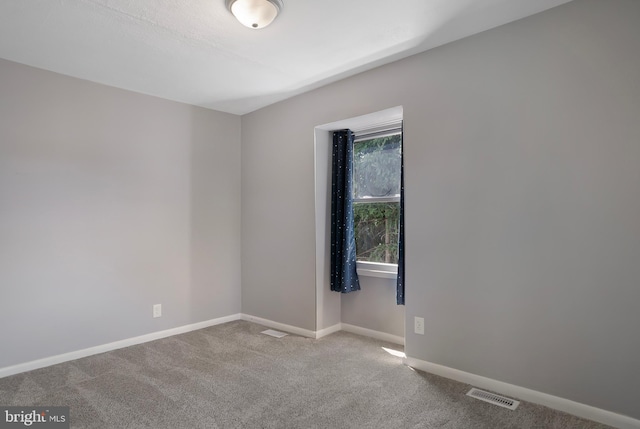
<box><xmin>414</xmin><ymin>316</ymin><xmax>424</xmax><ymax>335</ymax></box>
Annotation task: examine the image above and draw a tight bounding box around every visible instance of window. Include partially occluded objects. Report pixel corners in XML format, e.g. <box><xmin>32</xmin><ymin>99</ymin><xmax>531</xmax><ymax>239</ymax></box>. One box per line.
<box><xmin>352</xmin><ymin>127</ymin><xmax>402</xmax><ymax>276</ymax></box>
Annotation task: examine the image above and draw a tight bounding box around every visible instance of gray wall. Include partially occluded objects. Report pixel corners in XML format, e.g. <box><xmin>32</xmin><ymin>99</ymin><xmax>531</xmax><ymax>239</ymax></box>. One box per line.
<box><xmin>0</xmin><ymin>59</ymin><xmax>241</xmax><ymax>368</ymax></box>
<box><xmin>241</xmin><ymin>0</ymin><xmax>640</xmax><ymax>419</ymax></box>
<box><xmin>341</xmin><ymin>276</ymin><xmax>404</xmax><ymax>339</ymax></box>
<box><xmin>241</xmin><ymin>104</ymin><xmax>318</xmax><ymax>329</ymax></box>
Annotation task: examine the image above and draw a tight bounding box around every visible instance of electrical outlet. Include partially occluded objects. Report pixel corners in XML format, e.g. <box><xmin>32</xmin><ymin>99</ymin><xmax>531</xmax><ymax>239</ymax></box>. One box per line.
<box><xmin>414</xmin><ymin>317</ymin><xmax>424</xmax><ymax>335</ymax></box>
<box><xmin>153</xmin><ymin>304</ymin><xmax>162</xmax><ymax>318</ymax></box>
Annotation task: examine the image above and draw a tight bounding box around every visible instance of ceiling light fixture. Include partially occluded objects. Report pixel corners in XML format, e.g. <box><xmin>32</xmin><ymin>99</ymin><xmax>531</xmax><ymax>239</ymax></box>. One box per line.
<box><xmin>225</xmin><ymin>0</ymin><xmax>283</xmax><ymax>29</ymax></box>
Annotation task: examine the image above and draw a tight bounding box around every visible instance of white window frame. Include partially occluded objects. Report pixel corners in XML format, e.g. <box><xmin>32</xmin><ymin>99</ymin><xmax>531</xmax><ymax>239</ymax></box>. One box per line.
<box><xmin>352</xmin><ymin>126</ymin><xmax>402</xmax><ymax>278</ymax></box>
<box><xmin>356</xmin><ymin>260</ymin><xmax>398</xmax><ymax>279</ymax></box>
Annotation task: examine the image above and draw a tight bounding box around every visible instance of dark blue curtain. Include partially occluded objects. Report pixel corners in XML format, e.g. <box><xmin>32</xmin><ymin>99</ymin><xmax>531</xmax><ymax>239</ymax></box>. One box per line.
<box><xmin>396</xmin><ymin>128</ymin><xmax>405</xmax><ymax>305</ymax></box>
<box><xmin>330</xmin><ymin>130</ymin><xmax>360</xmax><ymax>293</ymax></box>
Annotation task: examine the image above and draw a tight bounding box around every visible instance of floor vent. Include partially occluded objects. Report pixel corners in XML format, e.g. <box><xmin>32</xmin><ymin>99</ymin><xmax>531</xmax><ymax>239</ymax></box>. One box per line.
<box><xmin>261</xmin><ymin>329</ymin><xmax>288</xmax><ymax>338</ymax></box>
<box><xmin>466</xmin><ymin>388</ymin><xmax>520</xmax><ymax>410</ymax></box>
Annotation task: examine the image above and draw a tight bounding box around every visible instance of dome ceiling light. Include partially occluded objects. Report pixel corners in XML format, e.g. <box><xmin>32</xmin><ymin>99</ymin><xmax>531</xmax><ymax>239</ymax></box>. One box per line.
<box><xmin>225</xmin><ymin>0</ymin><xmax>284</xmax><ymax>29</ymax></box>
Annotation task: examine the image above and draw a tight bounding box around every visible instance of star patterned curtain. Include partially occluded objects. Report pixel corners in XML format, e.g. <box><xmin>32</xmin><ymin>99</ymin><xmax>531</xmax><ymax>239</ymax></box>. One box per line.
<box><xmin>396</xmin><ymin>127</ymin><xmax>405</xmax><ymax>305</ymax></box>
<box><xmin>330</xmin><ymin>129</ymin><xmax>361</xmax><ymax>293</ymax></box>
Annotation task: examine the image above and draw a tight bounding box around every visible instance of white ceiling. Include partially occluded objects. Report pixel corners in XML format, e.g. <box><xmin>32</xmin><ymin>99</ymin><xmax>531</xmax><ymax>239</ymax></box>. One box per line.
<box><xmin>0</xmin><ymin>0</ymin><xmax>572</xmax><ymax>115</ymax></box>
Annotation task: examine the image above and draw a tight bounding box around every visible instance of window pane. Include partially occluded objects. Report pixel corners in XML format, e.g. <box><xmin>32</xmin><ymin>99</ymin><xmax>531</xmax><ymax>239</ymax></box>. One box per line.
<box><xmin>353</xmin><ymin>134</ymin><xmax>402</xmax><ymax>200</ymax></box>
<box><xmin>354</xmin><ymin>202</ymin><xmax>399</xmax><ymax>264</ymax></box>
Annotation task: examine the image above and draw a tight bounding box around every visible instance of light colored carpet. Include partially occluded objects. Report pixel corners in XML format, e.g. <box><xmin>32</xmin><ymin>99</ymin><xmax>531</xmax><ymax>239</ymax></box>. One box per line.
<box><xmin>0</xmin><ymin>321</ymin><xmax>613</xmax><ymax>428</ymax></box>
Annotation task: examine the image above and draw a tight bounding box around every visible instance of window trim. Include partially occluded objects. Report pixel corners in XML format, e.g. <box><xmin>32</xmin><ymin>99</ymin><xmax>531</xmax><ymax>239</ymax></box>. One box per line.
<box><xmin>356</xmin><ymin>261</ymin><xmax>398</xmax><ymax>279</ymax></box>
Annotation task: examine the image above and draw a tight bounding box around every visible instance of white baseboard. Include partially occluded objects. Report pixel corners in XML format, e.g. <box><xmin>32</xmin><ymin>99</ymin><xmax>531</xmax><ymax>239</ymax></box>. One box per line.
<box><xmin>239</xmin><ymin>316</ymin><xmax>404</xmax><ymax>345</ymax></box>
<box><xmin>315</xmin><ymin>323</ymin><xmax>342</xmax><ymax>339</ymax></box>
<box><xmin>0</xmin><ymin>313</ymin><xmax>242</xmax><ymax>379</ymax></box>
<box><xmin>341</xmin><ymin>323</ymin><xmax>404</xmax><ymax>345</ymax></box>
<box><xmin>240</xmin><ymin>314</ymin><xmax>316</xmax><ymax>338</ymax></box>
<box><xmin>404</xmin><ymin>356</ymin><xmax>640</xmax><ymax>429</ymax></box>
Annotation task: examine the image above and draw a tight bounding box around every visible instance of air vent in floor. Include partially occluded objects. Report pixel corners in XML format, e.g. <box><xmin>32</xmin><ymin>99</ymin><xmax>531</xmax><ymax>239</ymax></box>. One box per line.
<box><xmin>466</xmin><ymin>388</ymin><xmax>520</xmax><ymax>410</ymax></box>
<box><xmin>261</xmin><ymin>329</ymin><xmax>288</xmax><ymax>338</ymax></box>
